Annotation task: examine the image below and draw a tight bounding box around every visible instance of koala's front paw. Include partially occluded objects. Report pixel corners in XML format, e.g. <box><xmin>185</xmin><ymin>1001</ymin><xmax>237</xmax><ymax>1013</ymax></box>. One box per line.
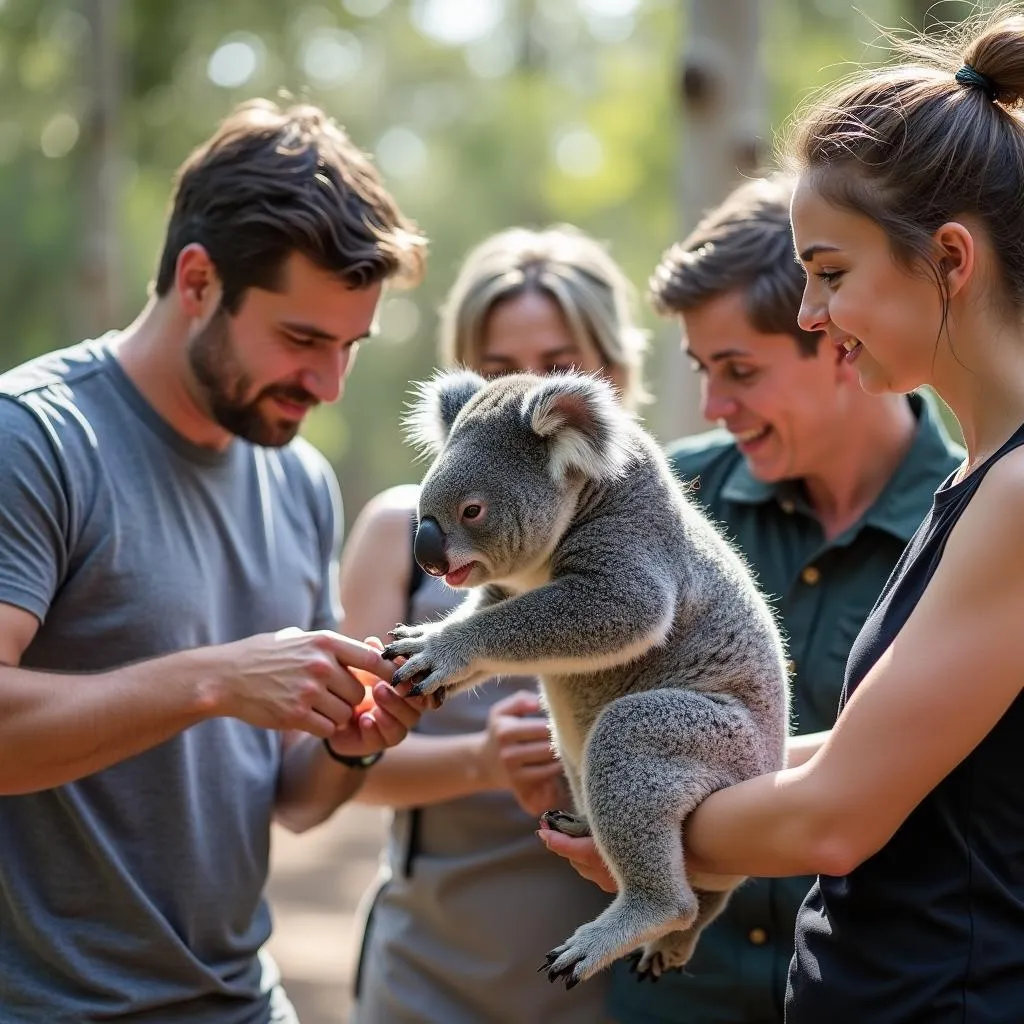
<box><xmin>386</xmin><ymin>621</ymin><xmax>431</xmax><ymax>643</ymax></box>
<box><xmin>383</xmin><ymin>631</ymin><xmax>475</xmax><ymax>702</ymax></box>
<box><xmin>540</xmin><ymin>810</ymin><xmax>591</xmax><ymax>838</ymax></box>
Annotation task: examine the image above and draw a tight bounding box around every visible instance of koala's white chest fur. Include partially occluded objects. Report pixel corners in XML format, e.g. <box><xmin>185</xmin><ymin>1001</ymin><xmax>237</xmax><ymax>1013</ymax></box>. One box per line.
<box><xmin>537</xmin><ymin>678</ymin><xmax>587</xmax><ymax>772</ymax></box>
<box><xmin>498</xmin><ymin>559</ymin><xmax>552</xmax><ymax>596</ymax></box>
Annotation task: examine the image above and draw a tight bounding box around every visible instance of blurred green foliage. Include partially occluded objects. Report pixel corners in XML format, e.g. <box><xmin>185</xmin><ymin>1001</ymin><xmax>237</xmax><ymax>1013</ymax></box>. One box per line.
<box><xmin>0</xmin><ymin>0</ymin><xmax>973</xmax><ymax>519</ymax></box>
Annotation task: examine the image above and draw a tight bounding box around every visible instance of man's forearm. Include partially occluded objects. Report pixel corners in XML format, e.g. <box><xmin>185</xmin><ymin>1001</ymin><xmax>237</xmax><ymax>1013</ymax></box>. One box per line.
<box><xmin>0</xmin><ymin>649</ymin><xmax>220</xmax><ymax>795</ymax></box>
<box><xmin>274</xmin><ymin>734</ymin><xmax>368</xmax><ymax>833</ymax></box>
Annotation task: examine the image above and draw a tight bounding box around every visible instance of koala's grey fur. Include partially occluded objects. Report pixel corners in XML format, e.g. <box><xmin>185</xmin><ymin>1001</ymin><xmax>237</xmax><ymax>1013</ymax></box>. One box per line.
<box><xmin>383</xmin><ymin>369</ymin><xmax>789</xmax><ymax>988</ymax></box>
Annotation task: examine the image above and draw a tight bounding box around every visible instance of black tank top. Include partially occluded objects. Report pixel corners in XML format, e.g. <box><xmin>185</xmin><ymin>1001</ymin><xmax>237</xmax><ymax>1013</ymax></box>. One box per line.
<box><xmin>786</xmin><ymin>423</ymin><xmax>1024</xmax><ymax>1024</ymax></box>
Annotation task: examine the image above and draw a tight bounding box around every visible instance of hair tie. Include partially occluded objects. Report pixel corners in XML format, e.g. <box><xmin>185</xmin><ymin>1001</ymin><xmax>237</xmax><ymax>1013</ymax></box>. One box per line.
<box><xmin>955</xmin><ymin>64</ymin><xmax>997</xmax><ymax>101</ymax></box>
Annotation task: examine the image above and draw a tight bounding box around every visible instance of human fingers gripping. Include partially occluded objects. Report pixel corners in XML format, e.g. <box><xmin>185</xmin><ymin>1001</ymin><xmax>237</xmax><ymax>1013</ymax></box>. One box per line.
<box><xmin>537</xmin><ymin>828</ymin><xmax>618</xmax><ymax>893</ymax></box>
<box><xmin>304</xmin><ymin>649</ymin><xmax>364</xmax><ymax>708</ymax></box>
<box><xmin>296</xmin><ymin>708</ymin><xmax>340</xmax><ymax>741</ymax></box>
<box><xmin>501</xmin><ymin>740</ymin><xmax>558</xmax><ymax>768</ymax></box>
<box><xmin>324</xmin><ymin>680</ymin><xmax>425</xmax><ymax>757</ymax></box>
<box><xmin>494</xmin><ymin>716</ymin><xmax>552</xmax><ymax>746</ymax></box>
<box><xmin>369</xmin><ymin>681</ymin><xmax>424</xmax><ymax>730</ymax></box>
<box><xmin>310</xmin><ymin>688</ymin><xmax>355</xmax><ymax>730</ymax></box>
<box><xmin>329</xmin><ymin>703</ymin><xmax>408</xmax><ymax>755</ymax></box>
<box><xmin>366</xmin><ymin>703</ymin><xmax>413</xmax><ymax>748</ymax></box>
<box><xmin>316</xmin><ymin>630</ymin><xmax>396</xmax><ymax>683</ymax></box>
<box><xmin>490</xmin><ymin>689</ymin><xmax>542</xmax><ymax>717</ymax></box>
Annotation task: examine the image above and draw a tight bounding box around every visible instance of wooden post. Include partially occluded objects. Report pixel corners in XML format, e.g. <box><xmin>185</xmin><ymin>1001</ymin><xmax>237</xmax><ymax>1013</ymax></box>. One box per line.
<box><xmin>656</xmin><ymin>0</ymin><xmax>766</xmax><ymax>440</ymax></box>
<box><xmin>79</xmin><ymin>0</ymin><xmax>122</xmax><ymax>335</ymax></box>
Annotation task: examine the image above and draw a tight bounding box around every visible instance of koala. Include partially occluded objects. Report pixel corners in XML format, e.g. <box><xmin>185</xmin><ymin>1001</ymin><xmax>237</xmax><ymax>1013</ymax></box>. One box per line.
<box><xmin>382</xmin><ymin>369</ymin><xmax>789</xmax><ymax>989</ymax></box>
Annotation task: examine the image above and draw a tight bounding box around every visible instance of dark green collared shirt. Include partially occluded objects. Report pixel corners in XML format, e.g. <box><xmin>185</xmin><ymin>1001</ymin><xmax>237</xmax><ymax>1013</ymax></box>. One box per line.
<box><xmin>608</xmin><ymin>393</ymin><xmax>963</xmax><ymax>1024</ymax></box>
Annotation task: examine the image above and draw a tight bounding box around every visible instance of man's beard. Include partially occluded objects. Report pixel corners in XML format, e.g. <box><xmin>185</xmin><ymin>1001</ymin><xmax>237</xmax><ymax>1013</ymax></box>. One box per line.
<box><xmin>188</xmin><ymin>310</ymin><xmax>316</xmax><ymax>448</ymax></box>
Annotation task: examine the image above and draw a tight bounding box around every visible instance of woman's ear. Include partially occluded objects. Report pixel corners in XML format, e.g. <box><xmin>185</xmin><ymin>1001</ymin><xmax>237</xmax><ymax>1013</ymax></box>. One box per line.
<box><xmin>933</xmin><ymin>221</ymin><xmax>975</xmax><ymax>299</ymax></box>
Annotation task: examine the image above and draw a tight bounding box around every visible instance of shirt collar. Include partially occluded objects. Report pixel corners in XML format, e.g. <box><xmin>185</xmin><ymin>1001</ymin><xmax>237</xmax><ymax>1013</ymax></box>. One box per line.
<box><xmin>720</xmin><ymin>392</ymin><xmax>962</xmax><ymax>542</ymax></box>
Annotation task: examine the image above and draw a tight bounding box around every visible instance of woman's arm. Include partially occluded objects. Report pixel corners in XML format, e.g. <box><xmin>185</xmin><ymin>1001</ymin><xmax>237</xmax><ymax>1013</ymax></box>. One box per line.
<box><xmin>358</xmin><ymin>688</ymin><xmax>566</xmax><ymax>810</ymax></box>
<box><xmin>686</xmin><ymin>452</ymin><xmax>1024</xmax><ymax>877</ymax></box>
<box><xmin>785</xmin><ymin>730</ymin><xmax>830</xmax><ymax>769</ymax></box>
<box><xmin>337</xmin><ymin>484</ymin><xmax>420</xmax><ymax>645</ymax></box>
<box><xmin>543</xmin><ymin>451</ymin><xmax>1024</xmax><ymax>883</ymax></box>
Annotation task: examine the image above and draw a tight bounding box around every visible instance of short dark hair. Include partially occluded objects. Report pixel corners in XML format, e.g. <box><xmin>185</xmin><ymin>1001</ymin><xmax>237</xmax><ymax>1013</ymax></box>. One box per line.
<box><xmin>154</xmin><ymin>99</ymin><xmax>426</xmax><ymax>312</ymax></box>
<box><xmin>647</xmin><ymin>174</ymin><xmax>820</xmax><ymax>355</ymax></box>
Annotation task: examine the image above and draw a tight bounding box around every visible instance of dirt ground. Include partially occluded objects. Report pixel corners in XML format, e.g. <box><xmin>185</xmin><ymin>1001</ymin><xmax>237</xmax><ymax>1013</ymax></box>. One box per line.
<box><xmin>265</xmin><ymin>803</ymin><xmax>389</xmax><ymax>1024</ymax></box>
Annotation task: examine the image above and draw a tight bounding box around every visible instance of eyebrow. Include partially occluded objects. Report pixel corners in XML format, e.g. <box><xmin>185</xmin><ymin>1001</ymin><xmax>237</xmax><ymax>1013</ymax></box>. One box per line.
<box><xmin>280</xmin><ymin>320</ymin><xmax>372</xmax><ymax>345</ymax></box>
<box><xmin>686</xmin><ymin>347</ymin><xmax>751</xmax><ymax>365</ymax></box>
<box><xmin>798</xmin><ymin>244</ymin><xmax>841</xmax><ymax>263</ymax></box>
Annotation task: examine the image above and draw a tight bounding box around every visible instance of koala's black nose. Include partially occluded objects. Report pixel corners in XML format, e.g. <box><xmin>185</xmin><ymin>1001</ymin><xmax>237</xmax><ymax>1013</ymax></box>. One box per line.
<box><xmin>414</xmin><ymin>517</ymin><xmax>449</xmax><ymax>577</ymax></box>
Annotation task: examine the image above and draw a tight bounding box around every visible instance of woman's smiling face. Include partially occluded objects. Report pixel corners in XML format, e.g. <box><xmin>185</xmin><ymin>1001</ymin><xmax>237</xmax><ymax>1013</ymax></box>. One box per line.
<box><xmin>792</xmin><ymin>175</ymin><xmax>946</xmax><ymax>397</ymax></box>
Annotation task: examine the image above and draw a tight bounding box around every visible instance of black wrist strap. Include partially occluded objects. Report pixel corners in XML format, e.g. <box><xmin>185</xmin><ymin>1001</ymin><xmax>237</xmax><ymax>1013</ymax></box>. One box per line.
<box><xmin>322</xmin><ymin>739</ymin><xmax>384</xmax><ymax>769</ymax></box>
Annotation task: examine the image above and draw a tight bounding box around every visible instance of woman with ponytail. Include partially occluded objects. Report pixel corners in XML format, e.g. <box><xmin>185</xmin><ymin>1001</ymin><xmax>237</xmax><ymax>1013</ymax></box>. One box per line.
<box><xmin>544</xmin><ymin>9</ymin><xmax>1024</xmax><ymax>1021</ymax></box>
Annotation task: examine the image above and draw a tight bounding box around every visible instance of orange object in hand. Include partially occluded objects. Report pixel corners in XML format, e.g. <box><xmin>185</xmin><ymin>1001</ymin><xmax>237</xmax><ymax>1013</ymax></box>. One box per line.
<box><xmin>350</xmin><ymin>667</ymin><xmax>379</xmax><ymax>716</ymax></box>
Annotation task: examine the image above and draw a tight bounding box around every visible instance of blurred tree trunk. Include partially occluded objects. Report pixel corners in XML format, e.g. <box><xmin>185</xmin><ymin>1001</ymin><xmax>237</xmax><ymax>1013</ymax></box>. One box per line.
<box><xmin>79</xmin><ymin>0</ymin><xmax>122</xmax><ymax>336</ymax></box>
<box><xmin>658</xmin><ymin>0</ymin><xmax>767</xmax><ymax>441</ymax></box>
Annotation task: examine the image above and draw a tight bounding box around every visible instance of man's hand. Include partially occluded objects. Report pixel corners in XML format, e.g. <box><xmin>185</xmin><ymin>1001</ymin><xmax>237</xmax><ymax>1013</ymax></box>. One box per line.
<box><xmin>480</xmin><ymin>690</ymin><xmax>566</xmax><ymax>815</ymax></box>
<box><xmin>213</xmin><ymin>627</ymin><xmax>424</xmax><ymax>752</ymax></box>
<box><xmin>323</xmin><ymin>634</ymin><xmax>428</xmax><ymax>757</ymax></box>
<box><xmin>537</xmin><ymin>827</ymin><xmax>618</xmax><ymax>893</ymax></box>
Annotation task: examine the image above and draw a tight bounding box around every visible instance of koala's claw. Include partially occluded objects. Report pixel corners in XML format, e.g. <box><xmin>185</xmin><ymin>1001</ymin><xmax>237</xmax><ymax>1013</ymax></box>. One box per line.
<box><xmin>544</xmin><ymin>944</ymin><xmax>585</xmax><ymax>990</ymax></box>
<box><xmin>540</xmin><ymin>809</ymin><xmax>591</xmax><ymax>838</ymax></box>
<box><xmin>634</xmin><ymin>930</ymin><xmax>698</xmax><ymax>978</ymax></box>
<box><xmin>408</xmin><ymin>678</ymin><xmax>447</xmax><ymax>708</ymax></box>
<box><xmin>629</xmin><ymin>951</ymin><xmax>664</xmax><ymax>982</ymax></box>
<box><xmin>536</xmin><ymin>950</ymin><xmax>561</xmax><ymax>974</ymax></box>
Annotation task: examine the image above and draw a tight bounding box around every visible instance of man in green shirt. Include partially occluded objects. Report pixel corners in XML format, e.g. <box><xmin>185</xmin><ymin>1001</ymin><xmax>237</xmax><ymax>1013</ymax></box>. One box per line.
<box><xmin>540</xmin><ymin>174</ymin><xmax>963</xmax><ymax>1023</ymax></box>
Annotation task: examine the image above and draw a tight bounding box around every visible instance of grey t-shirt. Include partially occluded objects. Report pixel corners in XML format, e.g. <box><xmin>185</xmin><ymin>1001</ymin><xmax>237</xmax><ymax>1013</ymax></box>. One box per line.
<box><xmin>0</xmin><ymin>339</ymin><xmax>343</xmax><ymax>1023</ymax></box>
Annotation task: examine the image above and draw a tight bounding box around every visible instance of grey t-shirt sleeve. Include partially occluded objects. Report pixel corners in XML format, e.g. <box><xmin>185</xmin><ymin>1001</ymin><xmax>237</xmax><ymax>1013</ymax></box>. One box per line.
<box><xmin>0</xmin><ymin>396</ymin><xmax>71</xmax><ymax>623</ymax></box>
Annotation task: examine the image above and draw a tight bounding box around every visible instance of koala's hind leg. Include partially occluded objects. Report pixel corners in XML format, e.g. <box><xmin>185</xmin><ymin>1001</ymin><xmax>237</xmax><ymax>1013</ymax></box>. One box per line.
<box><xmin>544</xmin><ymin>689</ymin><xmax>753</xmax><ymax>989</ymax></box>
<box><xmin>632</xmin><ymin>889</ymin><xmax>731</xmax><ymax>979</ymax></box>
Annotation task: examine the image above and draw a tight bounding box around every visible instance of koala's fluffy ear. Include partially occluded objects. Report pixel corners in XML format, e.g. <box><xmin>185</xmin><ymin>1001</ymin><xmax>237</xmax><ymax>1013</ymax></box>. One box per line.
<box><xmin>521</xmin><ymin>373</ymin><xmax>637</xmax><ymax>483</ymax></box>
<box><xmin>404</xmin><ymin>368</ymin><xmax>487</xmax><ymax>458</ymax></box>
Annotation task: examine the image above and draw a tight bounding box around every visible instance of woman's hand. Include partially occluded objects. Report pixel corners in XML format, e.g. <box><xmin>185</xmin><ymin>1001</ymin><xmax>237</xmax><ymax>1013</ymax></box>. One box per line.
<box><xmin>537</xmin><ymin>828</ymin><xmax>618</xmax><ymax>893</ymax></box>
<box><xmin>479</xmin><ymin>690</ymin><xmax>567</xmax><ymax>816</ymax></box>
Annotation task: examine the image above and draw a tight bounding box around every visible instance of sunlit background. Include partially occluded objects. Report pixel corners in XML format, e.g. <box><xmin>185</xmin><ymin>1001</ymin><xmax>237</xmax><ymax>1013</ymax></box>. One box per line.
<box><xmin>0</xmin><ymin>2</ymin><xmax>986</xmax><ymax>1021</ymax></box>
<box><xmin>0</xmin><ymin>0</ymin><xmax>973</xmax><ymax>521</ymax></box>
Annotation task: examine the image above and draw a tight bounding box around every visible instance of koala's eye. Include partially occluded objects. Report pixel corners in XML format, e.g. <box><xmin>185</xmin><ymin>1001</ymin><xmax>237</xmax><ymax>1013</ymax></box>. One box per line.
<box><xmin>461</xmin><ymin>503</ymin><xmax>483</xmax><ymax>522</ymax></box>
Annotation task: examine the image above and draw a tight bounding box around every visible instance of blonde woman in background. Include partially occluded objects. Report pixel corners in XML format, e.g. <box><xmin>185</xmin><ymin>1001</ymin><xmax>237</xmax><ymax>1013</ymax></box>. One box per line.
<box><xmin>343</xmin><ymin>225</ymin><xmax>648</xmax><ymax>1024</ymax></box>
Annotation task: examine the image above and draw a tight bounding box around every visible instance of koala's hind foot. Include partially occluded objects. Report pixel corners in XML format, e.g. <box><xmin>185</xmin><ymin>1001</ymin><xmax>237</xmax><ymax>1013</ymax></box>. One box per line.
<box><xmin>544</xmin><ymin>887</ymin><xmax>697</xmax><ymax>989</ymax></box>
<box><xmin>632</xmin><ymin>890</ymin><xmax>731</xmax><ymax>980</ymax></box>
<box><xmin>540</xmin><ymin>809</ymin><xmax>591</xmax><ymax>838</ymax></box>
